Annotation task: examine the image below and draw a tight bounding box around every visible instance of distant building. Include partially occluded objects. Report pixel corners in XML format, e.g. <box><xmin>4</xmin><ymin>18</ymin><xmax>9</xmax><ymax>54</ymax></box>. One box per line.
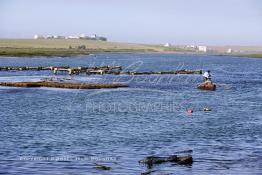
<box><xmin>90</xmin><ymin>34</ymin><xmax>97</xmax><ymax>39</ymax></box>
<box><xmin>46</xmin><ymin>35</ymin><xmax>54</xmax><ymax>39</ymax></box>
<box><xmin>79</xmin><ymin>34</ymin><xmax>86</xmax><ymax>38</ymax></box>
<box><xmin>96</xmin><ymin>36</ymin><xmax>107</xmax><ymax>41</ymax></box>
<box><xmin>79</xmin><ymin>34</ymin><xmax>89</xmax><ymax>39</ymax></box>
<box><xmin>33</xmin><ymin>35</ymin><xmax>44</xmax><ymax>39</ymax></box>
<box><xmin>33</xmin><ymin>34</ymin><xmax>107</xmax><ymax>41</ymax></box>
<box><xmin>89</xmin><ymin>34</ymin><xmax>107</xmax><ymax>41</ymax></box>
<box><xmin>67</xmin><ymin>35</ymin><xmax>79</xmax><ymax>39</ymax></box>
<box><xmin>186</xmin><ymin>45</ymin><xmax>197</xmax><ymax>51</ymax></box>
<box><xmin>186</xmin><ymin>45</ymin><xmax>197</xmax><ymax>49</ymax></box>
<box><xmin>164</xmin><ymin>43</ymin><xmax>171</xmax><ymax>47</ymax></box>
<box><xmin>56</xmin><ymin>36</ymin><xmax>65</xmax><ymax>39</ymax></box>
<box><xmin>227</xmin><ymin>48</ymin><xmax>232</xmax><ymax>54</ymax></box>
<box><xmin>52</xmin><ymin>35</ymin><xmax>65</xmax><ymax>39</ymax></box>
<box><xmin>198</xmin><ymin>46</ymin><xmax>207</xmax><ymax>52</ymax></box>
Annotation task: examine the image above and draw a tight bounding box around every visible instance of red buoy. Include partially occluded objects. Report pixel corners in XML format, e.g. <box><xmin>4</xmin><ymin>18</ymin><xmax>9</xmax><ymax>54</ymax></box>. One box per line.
<box><xmin>187</xmin><ymin>109</ymin><xmax>193</xmax><ymax>113</ymax></box>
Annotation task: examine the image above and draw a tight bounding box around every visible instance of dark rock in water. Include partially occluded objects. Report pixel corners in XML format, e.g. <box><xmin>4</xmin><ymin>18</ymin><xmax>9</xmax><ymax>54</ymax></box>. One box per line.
<box><xmin>175</xmin><ymin>69</ymin><xmax>202</xmax><ymax>74</ymax></box>
<box><xmin>0</xmin><ymin>81</ymin><xmax>128</xmax><ymax>89</ymax></box>
<box><xmin>95</xmin><ymin>163</ymin><xmax>111</xmax><ymax>170</ymax></box>
<box><xmin>175</xmin><ymin>150</ymin><xmax>193</xmax><ymax>154</ymax></box>
<box><xmin>141</xmin><ymin>170</ymin><xmax>156</xmax><ymax>175</ymax></box>
<box><xmin>139</xmin><ymin>156</ymin><xmax>172</xmax><ymax>165</ymax></box>
<box><xmin>139</xmin><ymin>155</ymin><xmax>193</xmax><ymax>168</ymax></box>
<box><xmin>176</xmin><ymin>156</ymin><xmax>193</xmax><ymax>165</ymax></box>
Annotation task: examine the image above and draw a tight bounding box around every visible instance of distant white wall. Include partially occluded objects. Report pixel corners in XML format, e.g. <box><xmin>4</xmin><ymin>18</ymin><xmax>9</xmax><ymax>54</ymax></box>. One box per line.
<box><xmin>198</xmin><ymin>46</ymin><xmax>207</xmax><ymax>52</ymax></box>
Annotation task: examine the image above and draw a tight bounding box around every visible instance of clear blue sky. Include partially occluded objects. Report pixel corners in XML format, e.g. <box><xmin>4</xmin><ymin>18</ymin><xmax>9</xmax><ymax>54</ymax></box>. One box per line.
<box><xmin>0</xmin><ymin>0</ymin><xmax>261</xmax><ymax>45</ymax></box>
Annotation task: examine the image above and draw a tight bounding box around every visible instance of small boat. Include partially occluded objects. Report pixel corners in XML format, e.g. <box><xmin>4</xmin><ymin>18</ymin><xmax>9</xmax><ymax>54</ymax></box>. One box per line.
<box><xmin>197</xmin><ymin>80</ymin><xmax>216</xmax><ymax>91</ymax></box>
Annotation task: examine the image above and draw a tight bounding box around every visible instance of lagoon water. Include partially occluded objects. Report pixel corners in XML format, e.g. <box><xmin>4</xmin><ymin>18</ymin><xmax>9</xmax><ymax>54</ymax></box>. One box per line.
<box><xmin>0</xmin><ymin>54</ymin><xmax>261</xmax><ymax>174</ymax></box>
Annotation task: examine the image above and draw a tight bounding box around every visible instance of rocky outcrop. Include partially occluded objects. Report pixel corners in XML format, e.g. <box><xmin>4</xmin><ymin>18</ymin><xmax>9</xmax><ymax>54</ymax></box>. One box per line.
<box><xmin>139</xmin><ymin>155</ymin><xmax>193</xmax><ymax>167</ymax></box>
<box><xmin>94</xmin><ymin>163</ymin><xmax>111</xmax><ymax>171</ymax></box>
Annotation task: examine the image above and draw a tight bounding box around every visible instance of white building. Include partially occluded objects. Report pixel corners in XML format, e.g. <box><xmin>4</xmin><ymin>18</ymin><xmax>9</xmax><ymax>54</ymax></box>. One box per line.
<box><xmin>57</xmin><ymin>36</ymin><xmax>65</xmax><ymax>39</ymax></box>
<box><xmin>164</xmin><ymin>43</ymin><xmax>171</xmax><ymax>47</ymax></box>
<box><xmin>227</xmin><ymin>48</ymin><xmax>232</xmax><ymax>54</ymax></box>
<box><xmin>186</xmin><ymin>45</ymin><xmax>196</xmax><ymax>49</ymax></box>
<box><xmin>79</xmin><ymin>34</ymin><xmax>86</xmax><ymax>38</ymax></box>
<box><xmin>79</xmin><ymin>34</ymin><xmax>90</xmax><ymax>39</ymax></box>
<box><xmin>46</xmin><ymin>35</ymin><xmax>53</xmax><ymax>39</ymax></box>
<box><xmin>68</xmin><ymin>35</ymin><xmax>79</xmax><ymax>39</ymax></box>
<box><xmin>33</xmin><ymin>34</ymin><xmax>107</xmax><ymax>41</ymax></box>
<box><xmin>198</xmin><ymin>46</ymin><xmax>207</xmax><ymax>52</ymax></box>
<box><xmin>33</xmin><ymin>35</ymin><xmax>44</xmax><ymax>39</ymax></box>
<box><xmin>90</xmin><ymin>34</ymin><xmax>97</xmax><ymax>39</ymax></box>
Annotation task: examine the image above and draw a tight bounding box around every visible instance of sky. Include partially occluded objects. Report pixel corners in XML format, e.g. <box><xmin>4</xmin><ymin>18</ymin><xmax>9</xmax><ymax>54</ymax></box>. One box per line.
<box><xmin>0</xmin><ymin>0</ymin><xmax>262</xmax><ymax>45</ymax></box>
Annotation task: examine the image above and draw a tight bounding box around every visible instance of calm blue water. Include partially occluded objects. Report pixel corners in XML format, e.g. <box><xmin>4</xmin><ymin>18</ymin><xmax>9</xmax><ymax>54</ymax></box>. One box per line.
<box><xmin>0</xmin><ymin>54</ymin><xmax>261</xmax><ymax>175</ymax></box>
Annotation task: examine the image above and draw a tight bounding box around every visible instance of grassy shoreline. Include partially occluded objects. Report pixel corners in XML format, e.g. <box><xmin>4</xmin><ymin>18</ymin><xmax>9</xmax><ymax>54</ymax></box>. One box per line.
<box><xmin>241</xmin><ymin>54</ymin><xmax>262</xmax><ymax>58</ymax></box>
<box><xmin>0</xmin><ymin>39</ymin><xmax>163</xmax><ymax>57</ymax></box>
<box><xmin>1</xmin><ymin>39</ymin><xmax>262</xmax><ymax>58</ymax></box>
<box><xmin>0</xmin><ymin>47</ymin><xmax>159</xmax><ymax>57</ymax></box>
<box><xmin>0</xmin><ymin>47</ymin><xmax>89</xmax><ymax>57</ymax></box>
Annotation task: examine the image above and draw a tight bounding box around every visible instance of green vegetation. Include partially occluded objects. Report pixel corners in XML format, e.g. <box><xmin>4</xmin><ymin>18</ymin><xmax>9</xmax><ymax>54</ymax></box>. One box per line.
<box><xmin>244</xmin><ymin>54</ymin><xmax>262</xmax><ymax>58</ymax></box>
<box><xmin>2</xmin><ymin>39</ymin><xmax>261</xmax><ymax>57</ymax></box>
<box><xmin>0</xmin><ymin>47</ymin><xmax>90</xmax><ymax>57</ymax></box>
<box><xmin>0</xmin><ymin>39</ymin><xmax>164</xmax><ymax>57</ymax></box>
<box><xmin>0</xmin><ymin>47</ymin><xmax>158</xmax><ymax>57</ymax></box>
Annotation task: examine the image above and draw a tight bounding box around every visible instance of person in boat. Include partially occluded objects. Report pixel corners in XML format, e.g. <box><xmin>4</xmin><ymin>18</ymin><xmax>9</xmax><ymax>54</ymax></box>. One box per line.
<box><xmin>203</xmin><ymin>70</ymin><xmax>211</xmax><ymax>82</ymax></box>
<box><xmin>198</xmin><ymin>70</ymin><xmax>216</xmax><ymax>90</ymax></box>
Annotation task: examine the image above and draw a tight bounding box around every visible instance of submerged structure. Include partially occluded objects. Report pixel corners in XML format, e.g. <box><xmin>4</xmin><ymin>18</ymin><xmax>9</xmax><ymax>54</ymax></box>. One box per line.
<box><xmin>0</xmin><ymin>66</ymin><xmax>202</xmax><ymax>75</ymax></box>
<box><xmin>0</xmin><ymin>81</ymin><xmax>128</xmax><ymax>89</ymax></box>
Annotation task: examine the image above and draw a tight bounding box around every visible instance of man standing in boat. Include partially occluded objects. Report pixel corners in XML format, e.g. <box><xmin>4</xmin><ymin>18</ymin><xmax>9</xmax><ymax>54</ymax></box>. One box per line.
<box><xmin>203</xmin><ymin>70</ymin><xmax>211</xmax><ymax>82</ymax></box>
<box><xmin>198</xmin><ymin>70</ymin><xmax>216</xmax><ymax>91</ymax></box>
